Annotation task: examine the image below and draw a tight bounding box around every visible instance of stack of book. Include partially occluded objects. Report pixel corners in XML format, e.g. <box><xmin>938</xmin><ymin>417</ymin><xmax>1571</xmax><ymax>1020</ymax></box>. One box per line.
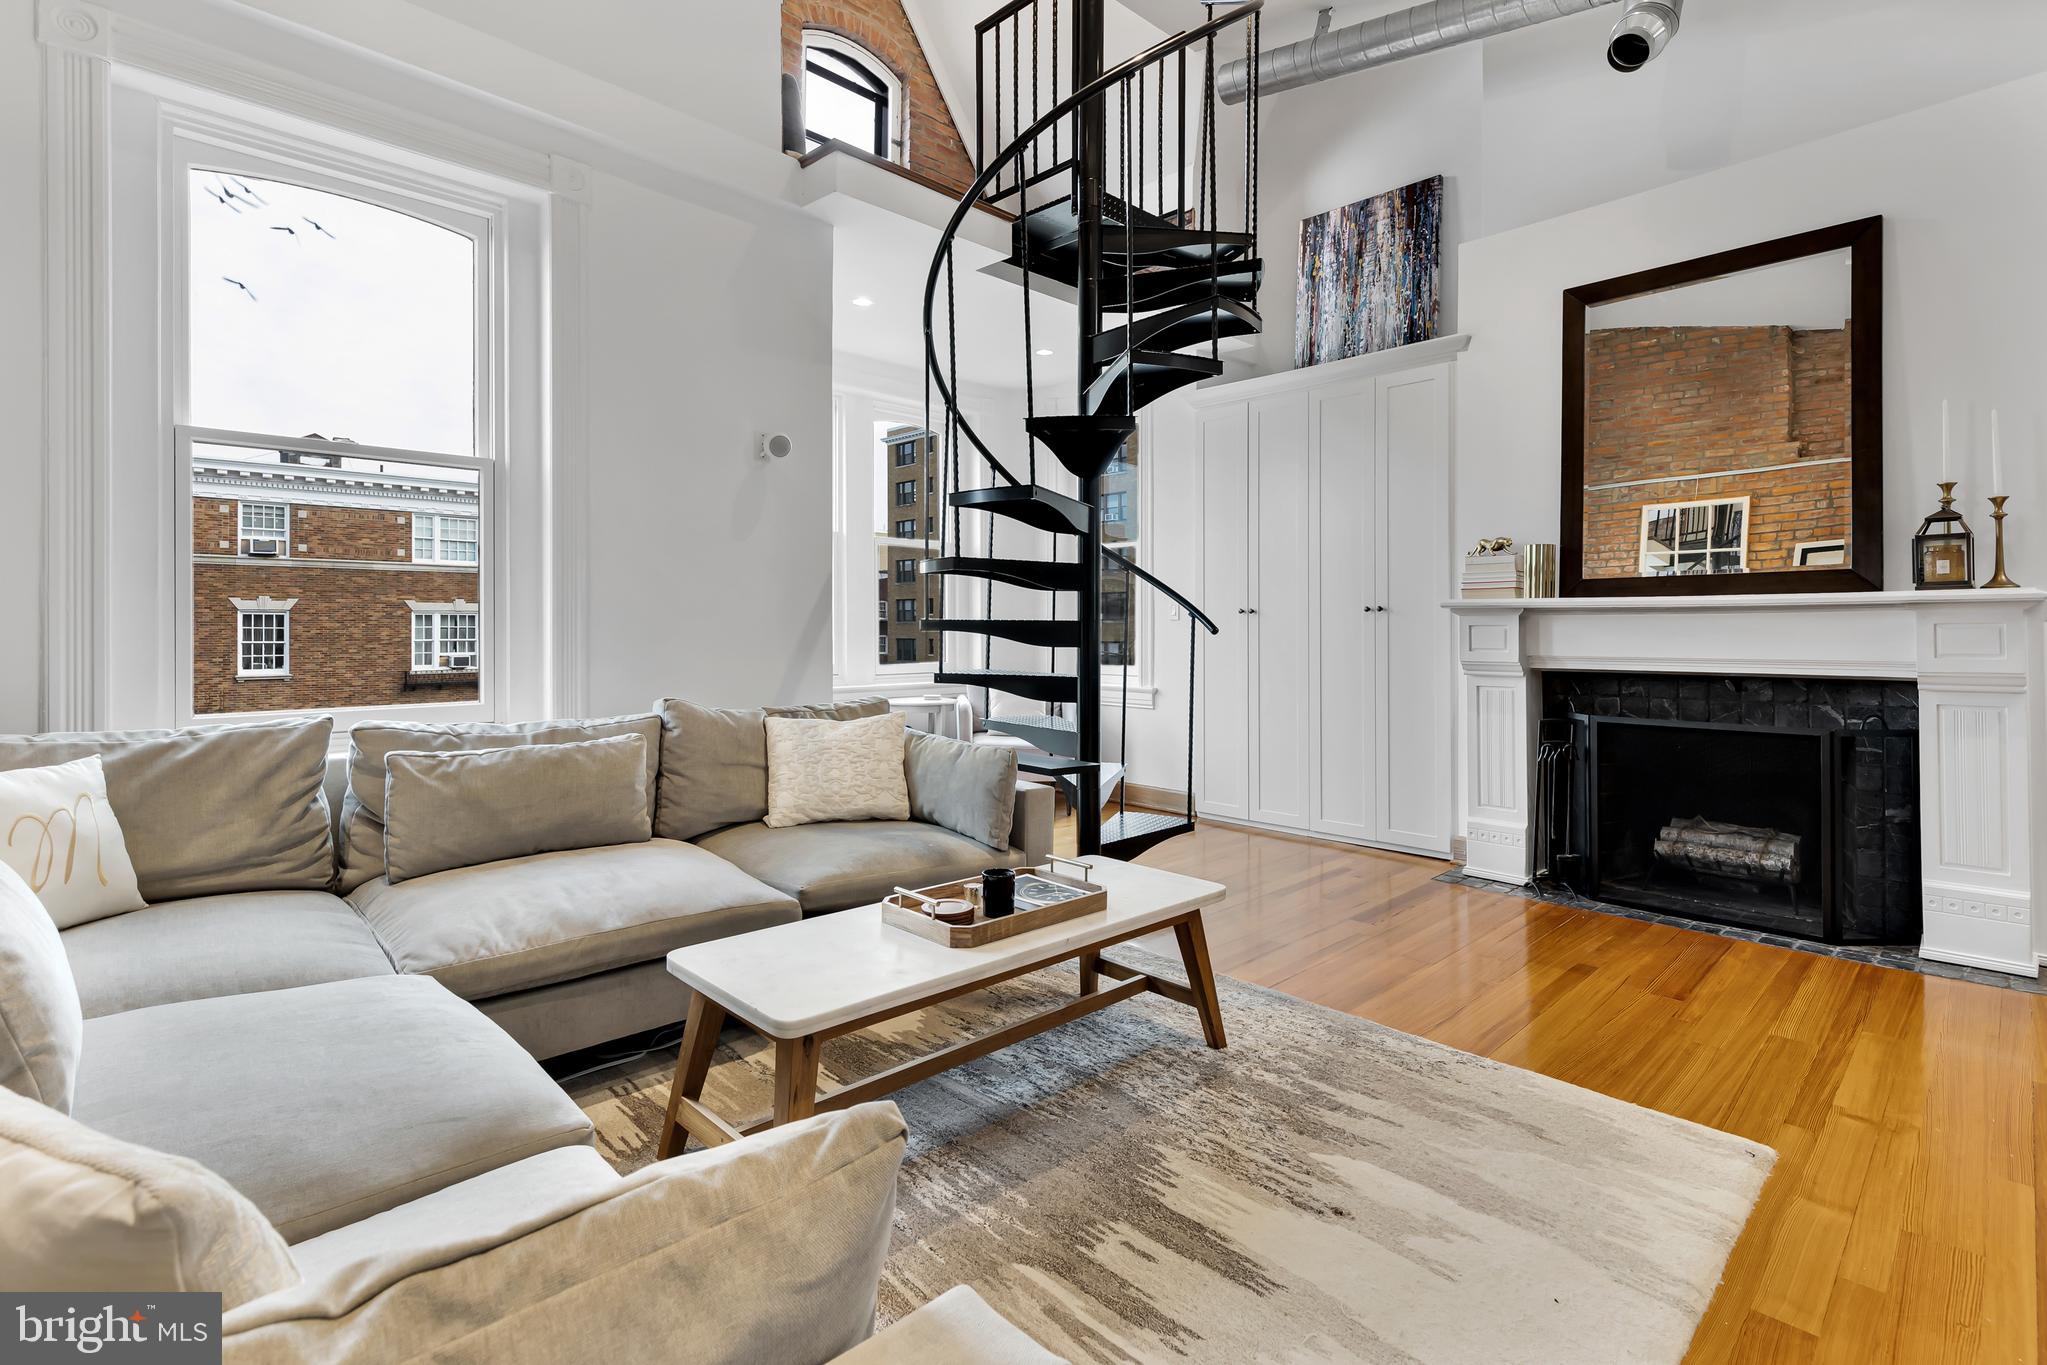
<box><xmin>1461</xmin><ymin>552</ymin><xmax>1523</xmax><ymax>599</ymax></box>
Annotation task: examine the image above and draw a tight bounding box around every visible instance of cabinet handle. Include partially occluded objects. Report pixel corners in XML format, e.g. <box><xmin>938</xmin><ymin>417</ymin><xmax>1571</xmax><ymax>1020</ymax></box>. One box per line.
<box><xmin>1375</xmin><ymin>605</ymin><xmax>1387</xmax><ymax>612</ymax></box>
<box><xmin>1236</xmin><ymin>607</ymin><xmax>1248</xmax><ymax>614</ymax></box>
<box><xmin>1246</xmin><ymin>608</ymin><xmax>1259</xmax><ymax>615</ymax></box>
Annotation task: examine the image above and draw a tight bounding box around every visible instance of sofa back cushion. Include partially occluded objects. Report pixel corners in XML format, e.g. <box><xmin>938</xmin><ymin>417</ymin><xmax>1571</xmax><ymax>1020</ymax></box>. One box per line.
<box><xmin>0</xmin><ymin>755</ymin><xmax>146</xmax><ymax>928</ymax></box>
<box><xmin>222</xmin><ymin>1103</ymin><xmax>907</xmax><ymax>1364</ymax></box>
<box><xmin>339</xmin><ymin>714</ymin><xmax>662</xmax><ymax>891</ymax></box>
<box><xmin>348</xmin><ymin>714</ymin><xmax>662</xmax><ymax>825</ymax></box>
<box><xmin>0</xmin><ymin>1087</ymin><xmax>298</xmax><ymax>1308</ymax></box>
<box><xmin>905</xmin><ymin>731</ymin><xmax>1021</xmax><ymax>850</ymax></box>
<box><xmin>0</xmin><ymin>718</ymin><xmax>333</xmax><ymax>903</ymax></box>
<box><xmin>382</xmin><ymin>734</ymin><xmax>653</xmax><ymax>884</ymax></box>
<box><xmin>654</xmin><ymin>697</ymin><xmax>889</xmax><ymax>842</ymax></box>
<box><xmin>0</xmin><ymin>862</ymin><xmax>83</xmax><ymax>1113</ymax></box>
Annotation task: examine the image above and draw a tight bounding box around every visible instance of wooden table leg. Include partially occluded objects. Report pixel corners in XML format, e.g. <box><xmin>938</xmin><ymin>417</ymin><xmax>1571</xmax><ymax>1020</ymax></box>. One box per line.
<box><xmin>1173</xmin><ymin>912</ymin><xmax>1228</xmax><ymax>1050</ymax></box>
<box><xmin>772</xmin><ymin>1034</ymin><xmax>822</xmax><ymax>1125</ymax></box>
<box><xmin>657</xmin><ymin>992</ymin><xmax>727</xmax><ymax>1159</ymax></box>
<box><xmin>1078</xmin><ymin>949</ymin><xmax>1101</xmax><ymax>996</ymax></box>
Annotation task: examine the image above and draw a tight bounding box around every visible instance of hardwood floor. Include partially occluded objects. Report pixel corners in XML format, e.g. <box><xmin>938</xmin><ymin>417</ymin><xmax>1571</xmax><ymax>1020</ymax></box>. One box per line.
<box><xmin>1062</xmin><ymin>816</ymin><xmax>2041</xmax><ymax>1364</ymax></box>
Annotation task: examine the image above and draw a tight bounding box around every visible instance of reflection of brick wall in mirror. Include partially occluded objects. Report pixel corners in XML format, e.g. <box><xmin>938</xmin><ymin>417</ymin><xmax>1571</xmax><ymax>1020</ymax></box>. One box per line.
<box><xmin>1581</xmin><ymin>323</ymin><xmax>1851</xmax><ymax>579</ymax></box>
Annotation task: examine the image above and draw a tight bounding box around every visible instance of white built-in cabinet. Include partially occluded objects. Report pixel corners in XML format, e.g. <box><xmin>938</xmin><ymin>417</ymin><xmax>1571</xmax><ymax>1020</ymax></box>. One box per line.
<box><xmin>1190</xmin><ymin>337</ymin><xmax>1465</xmax><ymax>857</ymax></box>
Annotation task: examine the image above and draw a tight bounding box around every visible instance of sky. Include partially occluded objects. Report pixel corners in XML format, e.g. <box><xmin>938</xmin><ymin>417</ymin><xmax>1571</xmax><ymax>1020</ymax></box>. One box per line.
<box><xmin>187</xmin><ymin>170</ymin><xmax>476</xmax><ymax>457</ymax></box>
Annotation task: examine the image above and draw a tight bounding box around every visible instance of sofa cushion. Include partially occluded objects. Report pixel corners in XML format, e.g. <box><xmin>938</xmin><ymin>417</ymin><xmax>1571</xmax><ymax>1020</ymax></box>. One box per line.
<box><xmin>0</xmin><ymin>718</ymin><xmax>334</xmax><ymax>902</ymax></box>
<box><xmin>347</xmin><ymin>713</ymin><xmax>663</xmax><ymax>825</ymax></box>
<box><xmin>765</xmin><ymin>713</ymin><xmax>910</xmax><ymax>829</ymax></box>
<box><xmin>334</xmin><ymin>792</ymin><xmax>385</xmax><ymax>894</ymax></box>
<box><xmin>694</xmin><ymin>820</ymin><xmax>1027</xmax><ymax>914</ymax></box>
<box><xmin>223</xmin><ymin>1104</ymin><xmax>907</xmax><ymax>1365</ymax></box>
<box><xmin>348</xmin><ymin>839</ymin><xmax>798</xmax><ymax>1000</ymax></box>
<box><xmin>0</xmin><ymin>754</ymin><xmax>146</xmax><ymax>928</ymax></box>
<box><xmin>73</xmin><ymin>975</ymin><xmax>593</xmax><ymax>1243</ymax></box>
<box><xmin>0</xmin><ymin>861</ymin><xmax>83</xmax><ymax>1112</ymax></box>
<box><xmin>61</xmin><ymin>890</ymin><xmax>394</xmax><ymax>1019</ymax></box>
<box><xmin>383</xmin><ymin>734</ymin><xmax>652</xmax><ymax>884</ymax></box>
<box><xmin>0</xmin><ymin>1088</ymin><xmax>298</xmax><ymax>1308</ymax></box>
<box><xmin>905</xmin><ymin>731</ymin><xmax>1020</xmax><ymax>850</ymax></box>
<box><xmin>835</xmin><ymin>1287</ymin><xmax>1070</xmax><ymax>1364</ymax></box>
<box><xmin>653</xmin><ymin>696</ymin><xmax>890</xmax><ymax>842</ymax></box>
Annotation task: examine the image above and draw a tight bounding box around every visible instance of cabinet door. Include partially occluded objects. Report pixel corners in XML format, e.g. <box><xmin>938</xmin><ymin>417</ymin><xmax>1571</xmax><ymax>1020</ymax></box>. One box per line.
<box><xmin>1249</xmin><ymin>393</ymin><xmax>1312</xmax><ymax>828</ymax></box>
<box><xmin>1309</xmin><ymin>381</ymin><xmax>1379</xmax><ymax>841</ymax></box>
<box><xmin>1376</xmin><ymin>366</ymin><xmax>1452</xmax><ymax>854</ymax></box>
<box><xmin>1196</xmin><ymin>404</ymin><xmax>1251</xmax><ymax>822</ymax></box>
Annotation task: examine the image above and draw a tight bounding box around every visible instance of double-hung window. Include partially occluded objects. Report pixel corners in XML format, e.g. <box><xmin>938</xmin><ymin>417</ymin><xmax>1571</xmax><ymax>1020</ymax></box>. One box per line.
<box><xmin>413</xmin><ymin>514</ymin><xmax>479</xmax><ymax>565</ymax></box>
<box><xmin>1100</xmin><ymin>430</ymin><xmax>1143</xmax><ymax>678</ymax></box>
<box><xmin>171</xmin><ymin>123</ymin><xmax>508</xmax><ymax>725</ymax></box>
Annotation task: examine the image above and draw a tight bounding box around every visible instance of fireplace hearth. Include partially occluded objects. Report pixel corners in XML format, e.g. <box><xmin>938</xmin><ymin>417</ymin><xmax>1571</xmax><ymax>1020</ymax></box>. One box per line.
<box><xmin>1540</xmin><ymin>674</ymin><xmax>1919</xmax><ymax>944</ymax></box>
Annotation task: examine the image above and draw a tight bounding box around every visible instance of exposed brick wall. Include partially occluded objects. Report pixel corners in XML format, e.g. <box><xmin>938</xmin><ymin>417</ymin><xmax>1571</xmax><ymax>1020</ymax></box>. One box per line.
<box><xmin>783</xmin><ymin>0</ymin><xmax>974</xmax><ymax>194</ymax></box>
<box><xmin>194</xmin><ymin>499</ymin><xmax>415</xmax><ymax>562</ymax></box>
<box><xmin>1583</xmin><ymin>325</ymin><xmax>1851</xmax><ymax>579</ymax></box>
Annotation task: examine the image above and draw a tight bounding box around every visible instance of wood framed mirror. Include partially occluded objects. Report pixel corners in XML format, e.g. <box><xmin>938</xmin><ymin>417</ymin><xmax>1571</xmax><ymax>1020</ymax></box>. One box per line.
<box><xmin>1561</xmin><ymin>217</ymin><xmax>1883</xmax><ymax>597</ymax></box>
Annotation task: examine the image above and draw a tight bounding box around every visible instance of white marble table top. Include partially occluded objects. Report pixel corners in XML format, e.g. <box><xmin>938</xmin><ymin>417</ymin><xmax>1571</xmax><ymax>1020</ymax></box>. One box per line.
<box><xmin>665</xmin><ymin>856</ymin><xmax>1227</xmax><ymax>1037</ymax></box>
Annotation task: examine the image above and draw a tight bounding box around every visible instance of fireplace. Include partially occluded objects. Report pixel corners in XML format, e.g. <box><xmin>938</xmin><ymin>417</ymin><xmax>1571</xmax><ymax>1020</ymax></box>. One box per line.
<box><xmin>1539</xmin><ymin>673</ymin><xmax>1919</xmax><ymax>944</ymax></box>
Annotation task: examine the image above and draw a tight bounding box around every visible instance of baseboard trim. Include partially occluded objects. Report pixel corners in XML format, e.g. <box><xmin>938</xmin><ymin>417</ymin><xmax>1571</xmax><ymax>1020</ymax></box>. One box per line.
<box><xmin>1921</xmin><ymin>945</ymin><xmax>2040</xmax><ymax>979</ymax></box>
<box><xmin>1194</xmin><ymin>813</ymin><xmax>1452</xmax><ymax>863</ymax></box>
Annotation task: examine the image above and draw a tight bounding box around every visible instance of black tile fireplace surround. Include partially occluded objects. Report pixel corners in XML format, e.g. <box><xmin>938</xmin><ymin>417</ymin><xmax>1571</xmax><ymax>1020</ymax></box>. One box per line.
<box><xmin>1538</xmin><ymin>673</ymin><xmax>1920</xmax><ymax>945</ymax></box>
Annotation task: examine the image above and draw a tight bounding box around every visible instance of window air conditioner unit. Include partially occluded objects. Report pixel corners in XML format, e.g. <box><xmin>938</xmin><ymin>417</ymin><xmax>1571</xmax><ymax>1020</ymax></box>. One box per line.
<box><xmin>246</xmin><ymin>537</ymin><xmax>284</xmax><ymax>557</ymax></box>
<box><xmin>447</xmin><ymin>654</ymin><xmax>477</xmax><ymax>671</ymax></box>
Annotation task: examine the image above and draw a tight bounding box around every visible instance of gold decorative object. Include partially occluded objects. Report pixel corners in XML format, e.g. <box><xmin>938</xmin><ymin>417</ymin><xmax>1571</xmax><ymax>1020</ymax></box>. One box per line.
<box><xmin>1912</xmin><ymin>481</ymin><xmax>1975</xmax><ymax>589</ymax></box>
<box><xmin>1984</xmin><ymin>494</ymin><xmax>2020</xmax><ymax>589</ymax></box>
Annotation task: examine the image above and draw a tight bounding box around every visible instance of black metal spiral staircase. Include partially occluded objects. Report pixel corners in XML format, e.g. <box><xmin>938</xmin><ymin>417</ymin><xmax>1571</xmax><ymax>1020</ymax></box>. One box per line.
<box><xmin>920</xmin><ymin>0</ymin><xmax>1261</xmax><ymax>857</ymax></box>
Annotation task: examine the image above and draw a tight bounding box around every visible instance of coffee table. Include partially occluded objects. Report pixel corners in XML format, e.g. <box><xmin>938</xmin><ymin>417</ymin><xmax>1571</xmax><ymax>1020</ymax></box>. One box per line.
<box><xmin>655</xmin><ymin>856</ymin><xmax>1228</xmax><ymax>1157</ymax></box>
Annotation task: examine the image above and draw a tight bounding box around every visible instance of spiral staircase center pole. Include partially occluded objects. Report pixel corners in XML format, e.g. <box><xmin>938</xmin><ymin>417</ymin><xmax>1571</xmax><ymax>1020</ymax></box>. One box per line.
<box><xmin>1071</xmin><ymin>0</ymin><xmax>1108</xmax><ymax>855</ymax></box>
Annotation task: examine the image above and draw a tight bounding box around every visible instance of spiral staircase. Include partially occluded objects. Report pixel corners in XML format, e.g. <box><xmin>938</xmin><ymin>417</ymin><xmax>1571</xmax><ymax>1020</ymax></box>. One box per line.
<box><xmin>919</xmin><ymin>0</ymin><xmax>1262</xmax><ymax>856</ymax></box>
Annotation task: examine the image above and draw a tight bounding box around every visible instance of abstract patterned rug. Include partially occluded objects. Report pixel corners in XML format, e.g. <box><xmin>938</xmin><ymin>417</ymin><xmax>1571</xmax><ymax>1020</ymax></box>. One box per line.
<box><xmin>566</xmin><ymin>949</ymin><xmax>1773</xmax><ymax>1364</ymax></box>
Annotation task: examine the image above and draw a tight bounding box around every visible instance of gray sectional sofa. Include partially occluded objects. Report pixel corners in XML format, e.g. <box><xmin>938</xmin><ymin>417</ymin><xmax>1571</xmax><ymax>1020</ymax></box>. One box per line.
<box><xmin>13</xmin><ymin>696</ymin><xmax>1049</xmax><ymax>1060</ymax></box>
<box><xmin>0</xmin><ymin>698</ymin><xmax>1064</xmax><ymax>1362</ymax></box>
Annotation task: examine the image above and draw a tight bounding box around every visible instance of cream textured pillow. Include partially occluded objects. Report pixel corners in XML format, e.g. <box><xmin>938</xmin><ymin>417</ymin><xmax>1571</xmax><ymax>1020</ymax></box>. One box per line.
<box><xmin>764</xmin><ymin>713</ymin><xmax>910</xmax><ymax>828</ymax></box>
<box><xmin>0</xmin><ymin>860</ymin><xmax>83</xmax><ymax>1113</ymax></box>
<box><xmin>0</xmin><ymin>1087</ymin><xmax>299</xmax><ymax>1308</ymax></box>
<box><xmin>0</xmin><ymin>755</ymin><xmax>145</xmax><ymax>928</ymax></box>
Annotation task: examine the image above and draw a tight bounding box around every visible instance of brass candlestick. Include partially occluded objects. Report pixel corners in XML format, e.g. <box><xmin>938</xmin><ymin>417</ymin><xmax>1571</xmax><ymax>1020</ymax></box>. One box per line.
<box><xmin>1984</xmin><ymin>495</ymin><xmax>2020</xmax><ymax>588</ymax></box>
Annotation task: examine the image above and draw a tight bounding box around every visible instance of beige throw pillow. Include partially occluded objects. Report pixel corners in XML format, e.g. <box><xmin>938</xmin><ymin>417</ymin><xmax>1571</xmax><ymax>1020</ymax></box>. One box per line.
<box><xmin>905</xmin><ymin>732</ymin><xmax>1020</xmax><ymax>850</ymax></box>
<box><xmin>764</xmin><ymin>713</ymin><xmax>910</xmax><ymax>829</ymax></box>
<box><xmin>0</xmin><ymin>755</ymin><xmax>144</xmax><ymax>929</ymax></box>
<box><xmin>0</xmin><ymin>1087</ymin><xmax>299</xmax><ymax>1308</ymax></box>
<box><xmin>652</xmin><ymin>696</ymin><xmax>891</xmax><ymax>841</ymax></box>
<box><xmin>0</xmin><ymin>861</ymin><xmax>84</xmax><ymax>1113</ymax></box>
<box><xmin>382</xmin><ymin>734</ymin><xmax>653</xmax><ymax>884</ymax></box>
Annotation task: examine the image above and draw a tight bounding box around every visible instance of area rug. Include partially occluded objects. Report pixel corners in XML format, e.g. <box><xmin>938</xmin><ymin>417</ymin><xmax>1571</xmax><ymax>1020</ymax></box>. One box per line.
<box><xmin>566</xmin><ymin>949</ymin><xmax>1773</xmax><ymax>1364</ymax></box>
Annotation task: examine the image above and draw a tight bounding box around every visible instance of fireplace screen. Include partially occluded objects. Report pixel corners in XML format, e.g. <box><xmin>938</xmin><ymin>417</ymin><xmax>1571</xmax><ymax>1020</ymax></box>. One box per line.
<box><xmin>1586</xmin><ymin>716</ymin><xmax>1835</xmax><ymax>939</ymax></box>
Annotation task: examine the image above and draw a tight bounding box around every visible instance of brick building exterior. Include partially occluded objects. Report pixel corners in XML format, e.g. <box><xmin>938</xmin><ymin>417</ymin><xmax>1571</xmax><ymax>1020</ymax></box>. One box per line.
<box><xmin>192</xmin><ymin>455</ymin><xmax>481</xmax><ymax>715</ymax></box>
<box><xmin>1582</xmin><ymin>325</ymin><xmax>1851</xmax><ymax>579</ymax></box>
<box><xmin>783</xmin><ymin>0</ymin><xmax>974</xmax><ymax>194</ymax></box>
<box><xmin>876</xmin><ymin>425</ymin><xmax>941</xmax><ymax>667</ymax></box>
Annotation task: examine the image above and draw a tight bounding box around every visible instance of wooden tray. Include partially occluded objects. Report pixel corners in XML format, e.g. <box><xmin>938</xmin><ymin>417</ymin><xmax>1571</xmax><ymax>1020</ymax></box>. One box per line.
<box><xmin>882</xmin><ymin>857</ymin><xmax>1107</xmax><ymax>947</ymax></box>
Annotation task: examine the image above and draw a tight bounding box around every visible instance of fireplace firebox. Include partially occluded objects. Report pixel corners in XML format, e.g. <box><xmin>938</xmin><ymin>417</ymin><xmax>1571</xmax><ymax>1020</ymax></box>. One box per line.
<box><xmin>1538</xmin><ymin>673</ymin><xmax>1920</xmax><ymax>944</ymax></box>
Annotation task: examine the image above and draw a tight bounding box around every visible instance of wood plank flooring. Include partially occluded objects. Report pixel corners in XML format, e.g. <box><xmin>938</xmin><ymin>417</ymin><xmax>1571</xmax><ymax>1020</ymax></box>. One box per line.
<box><xmin>1061</xmin><ymin>816</ymin><xmax>2041</xmax><ymax>1364</ymax></box>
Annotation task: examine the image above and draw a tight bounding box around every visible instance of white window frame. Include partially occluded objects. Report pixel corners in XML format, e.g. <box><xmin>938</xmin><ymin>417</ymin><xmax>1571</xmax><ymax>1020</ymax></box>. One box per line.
<box><xmin>237</xmin><ymin>500</ymin><xmax>290</xmax><ymax>557</ymax></box>
<box><xmin>232</xmin><ymin>599</ymin><xmax>294</xmax><ymax>678</ymax></box>
<box><xmin>412</xmin><ymin>512</ymin><xmax>480</xmax><ymax>565</ymax></box>
<box><xmin>1638</xmin><ymin>495</ymin><xmax>1750</xmax><ymax>577</ymax></box>
<box><xmin>1099</xmin><ymin>415</ymin><xmax>1151</xmax><ymax>701</ymax></box>
<box><xmin>155</xmin><ymin>109</ymin><xmax>520</xmax><ymax>730</ymax></box>
<box><xmin>800</xmin><ymin>31</ymin><xmax>905</xmax><ymax>164</ymax></box>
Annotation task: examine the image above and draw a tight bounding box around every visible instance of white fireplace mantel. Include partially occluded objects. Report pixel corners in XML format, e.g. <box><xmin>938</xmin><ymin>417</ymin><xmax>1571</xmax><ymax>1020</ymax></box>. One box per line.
<box><xmin>1445</xmin><ymin>588</ymin><xmax>2047</xmax><ymax>977</ymax></box>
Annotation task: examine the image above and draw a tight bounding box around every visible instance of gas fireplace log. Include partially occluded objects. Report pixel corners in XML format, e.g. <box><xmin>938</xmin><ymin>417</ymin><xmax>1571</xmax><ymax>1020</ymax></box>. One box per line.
<box><xmin>1652</xmin><ymin>816</ymin><xmax>1801</xmax><ymax>886</ymax></box>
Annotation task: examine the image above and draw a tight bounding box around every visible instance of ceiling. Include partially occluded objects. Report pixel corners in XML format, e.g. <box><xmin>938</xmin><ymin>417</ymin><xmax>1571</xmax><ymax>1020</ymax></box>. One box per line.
<box><xmin>1116</xmin><ymin>0</ymin><xmax>1423</xmax><ymax>42</ymax></box>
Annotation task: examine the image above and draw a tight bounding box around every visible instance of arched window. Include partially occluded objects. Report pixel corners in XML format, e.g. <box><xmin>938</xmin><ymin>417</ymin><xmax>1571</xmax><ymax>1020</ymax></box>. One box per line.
<box><xmin>802</xmin><ymin>32</ymin><xmax>902</xmax><ymax>162</ymax></box>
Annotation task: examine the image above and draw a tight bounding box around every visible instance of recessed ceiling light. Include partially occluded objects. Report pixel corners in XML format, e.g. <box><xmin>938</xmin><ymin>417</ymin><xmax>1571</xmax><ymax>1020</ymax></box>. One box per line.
<box><xmin>851</xmin><ymin>296</ymin><xmax>875</xmax><ymax>308</ymax></box>
<box><xmin>1035</xmin><ymin>348</ymin><xmax>1054</xmax><ymax>356</ymax></box>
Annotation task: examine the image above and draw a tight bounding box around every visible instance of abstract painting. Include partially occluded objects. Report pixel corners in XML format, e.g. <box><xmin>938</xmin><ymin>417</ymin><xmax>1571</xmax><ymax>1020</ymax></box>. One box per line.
<box><xmin>1295</xmin><ymin>174</ymin><xmax>1443</xmax><ymax>368</ymax></box>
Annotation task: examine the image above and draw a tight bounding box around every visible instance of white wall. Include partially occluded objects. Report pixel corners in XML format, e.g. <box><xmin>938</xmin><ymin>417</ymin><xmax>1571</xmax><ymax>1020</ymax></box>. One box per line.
<box><xmin>1457</xmin><ymin>70</ymin><xmax>2047</xmax><ymax>590</ymax></box>
<box><xmin>0</xmin><ymin>11</ymin><xmax>43</xmax><ymax>731</ymax></box>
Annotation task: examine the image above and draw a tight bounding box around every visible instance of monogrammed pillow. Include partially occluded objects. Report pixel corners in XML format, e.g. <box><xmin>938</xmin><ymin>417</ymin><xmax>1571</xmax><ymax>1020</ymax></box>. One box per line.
<box><xmin>763</xmin><ymin>713</ymin><xmax>910</xmax><ymax>829</ymax></box>
<box><xmin>0</xmin><ymin>756</ymin><xmax>145</xmax><ymax>929</ymax></box>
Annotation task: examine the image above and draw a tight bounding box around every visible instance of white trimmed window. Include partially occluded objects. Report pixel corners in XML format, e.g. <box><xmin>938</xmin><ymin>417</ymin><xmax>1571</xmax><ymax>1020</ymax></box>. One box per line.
<box><xmin>411</xmin><ymin>607</ymin><xmax>480</xmax><ymax>671</ymax></box>
<box><xmin>238</xmin><ymin>501</ymin><xmax>289</xmax><ymax>556</ymax></box>
<box><xmin>236</xmin><ymin>610</ymin><xmax>290</xmax><ymax>677</ymax></box>
<box><xmin>412</xmin><ymin>514</ymin><xmax>479</xmax><ymax>565</ymax></box>
<box><xmin>802</xmin><ymin>32</ymin><xmax>903</xmax><ymax>162</ymax></box>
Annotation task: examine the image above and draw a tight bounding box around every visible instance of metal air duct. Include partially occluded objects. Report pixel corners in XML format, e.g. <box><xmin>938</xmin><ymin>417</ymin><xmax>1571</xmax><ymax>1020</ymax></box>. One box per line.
<box><xmin>1219</xmin><ymin>0</ymin><xmax>1682</xmax><ymax>104</ymax></box>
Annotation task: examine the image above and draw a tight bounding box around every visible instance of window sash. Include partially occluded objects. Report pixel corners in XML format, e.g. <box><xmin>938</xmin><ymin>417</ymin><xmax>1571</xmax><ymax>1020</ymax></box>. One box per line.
<box><xmin>413</xmin><ymin>610</ymin><xmax>480</xmax><ymax>670</ymax></box>
<box><xmin>237</xmin><ymin>611</ymin><xmax>289</xmax><ymax>677</ymax></box>
<box><xmin>413</xmin><ymin>513</ymin><xmax>479</xmax><ymax>565</ymax></box>
<box><xmin>239</xmin><ymin>502</ymin><xmax>288</xmax><ymax>537</ymax></box>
